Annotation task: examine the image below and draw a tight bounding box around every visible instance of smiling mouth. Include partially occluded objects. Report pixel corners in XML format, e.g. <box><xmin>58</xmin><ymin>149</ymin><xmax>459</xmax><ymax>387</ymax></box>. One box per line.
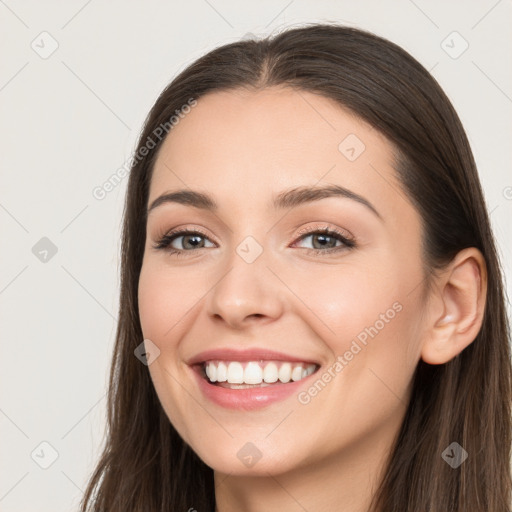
<box><xmin>198</xmin><ymin>360</ymin><xmax>320</xmax><ymax>389</ymax></box>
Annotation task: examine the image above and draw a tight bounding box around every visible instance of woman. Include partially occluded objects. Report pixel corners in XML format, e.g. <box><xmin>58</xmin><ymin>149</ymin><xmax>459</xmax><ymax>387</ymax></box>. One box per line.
<box><xmin>80</xmin><ymin>22</ymin><xmax>512</xmax><ymax>511</ymax></box>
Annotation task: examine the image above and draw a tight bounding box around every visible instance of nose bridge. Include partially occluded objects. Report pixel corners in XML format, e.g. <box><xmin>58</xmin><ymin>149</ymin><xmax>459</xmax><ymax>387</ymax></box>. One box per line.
<box><xmin>205</xmin><ymin>233</ymin><xmax>284</xmax><ymax>328</ymax></box>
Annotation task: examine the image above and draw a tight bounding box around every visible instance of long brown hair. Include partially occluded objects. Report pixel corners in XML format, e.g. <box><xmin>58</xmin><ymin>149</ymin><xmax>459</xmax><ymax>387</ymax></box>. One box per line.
<box><xmin>80</xmin><ymin>22</ymin><xmax>512</xmax><ymax>511</ymax></box>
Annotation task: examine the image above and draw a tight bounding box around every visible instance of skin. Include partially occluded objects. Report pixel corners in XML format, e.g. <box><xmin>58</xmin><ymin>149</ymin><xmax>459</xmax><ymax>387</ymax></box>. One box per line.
<box><xmin>138</xmin><ymin>87</ymin><xmax>487</xmax><ymax>512</ymax></box>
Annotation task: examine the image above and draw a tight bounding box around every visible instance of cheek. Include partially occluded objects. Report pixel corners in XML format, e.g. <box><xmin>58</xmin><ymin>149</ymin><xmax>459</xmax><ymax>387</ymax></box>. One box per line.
<box><xmin>137</xmin><ymin>263</ymin><xmax>197</xmax><ymax>442</ymax></box>
<box><xmin>138</xmin><ymin>261</ymin><xmax>202</xmax><ymax>340</ymax></box>
<box><xmin>288</xmin><ymin>260</ymin><xmax>405</xmax><ymax>344</ymax></box>
<box><xmin>287</xmin><ymin>265</ymin><xmax>422</xmax><ymax>449</ymax></box>
<box><xmin>138</xmin><ymin>267</ymin><xmax>166</xmax><ymax>339</ymax></box>
<box><xmin>289</xmin><ymin>258</ymin><xmax>422</xmax><ymax>393</ymax></box>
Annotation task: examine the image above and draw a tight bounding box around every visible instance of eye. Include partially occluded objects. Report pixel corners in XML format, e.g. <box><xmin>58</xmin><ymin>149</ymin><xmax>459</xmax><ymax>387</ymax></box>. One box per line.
<box><xmin>291</xmin><ymin>225</ymin><xmax>356</xmax><ymax>255</ymax></box>
<box><xmin>152</xmin><ymin>228</ymin><xmax>215</xmax><ymax>256</ymax></box>
<box><xmin>152</xmin><ymin>224</ymin><xmax>356</xmax><ymax>257</ymax></box>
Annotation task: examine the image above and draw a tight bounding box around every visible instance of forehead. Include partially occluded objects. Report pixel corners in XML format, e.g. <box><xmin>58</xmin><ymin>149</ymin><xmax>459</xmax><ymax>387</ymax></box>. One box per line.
<box><xmin>149</xmin><ymin>87</ymin><xmax>407</xmax><ymax>218</ymax></box>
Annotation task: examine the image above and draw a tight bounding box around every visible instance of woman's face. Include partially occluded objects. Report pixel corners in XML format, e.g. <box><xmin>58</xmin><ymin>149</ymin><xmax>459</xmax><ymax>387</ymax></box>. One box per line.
<box><xmin>138</xmin><ymin>87</ymin><xmax>428</xmax><ymax>476</ymax></box>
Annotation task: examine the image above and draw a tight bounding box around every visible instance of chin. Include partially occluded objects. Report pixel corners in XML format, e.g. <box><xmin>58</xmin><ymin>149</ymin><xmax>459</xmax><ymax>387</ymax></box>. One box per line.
<box><xmin>189</xmin><ymin>437</ymin><xmax>306</xmax><ymax>476</ymax></box>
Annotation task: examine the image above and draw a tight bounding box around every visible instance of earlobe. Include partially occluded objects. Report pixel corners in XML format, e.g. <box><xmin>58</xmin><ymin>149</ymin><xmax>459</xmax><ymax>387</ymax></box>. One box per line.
<box><xmin>420</xmin><ymin>248</ymin><xmax>487</xmax><ymax>365</ymax></box>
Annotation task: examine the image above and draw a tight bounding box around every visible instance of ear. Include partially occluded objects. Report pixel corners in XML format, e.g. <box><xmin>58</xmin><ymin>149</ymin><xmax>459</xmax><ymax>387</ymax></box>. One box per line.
<box><xmin>421</xmin><ymin>248</ymin><xmax>487</xmax><ymax>365</ymax></box>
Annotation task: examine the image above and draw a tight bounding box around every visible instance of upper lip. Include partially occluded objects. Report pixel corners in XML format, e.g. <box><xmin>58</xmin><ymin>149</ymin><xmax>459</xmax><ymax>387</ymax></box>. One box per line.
<box><xmin>187</xmin><ymin>348</ymin><xmax>320</xmax><ymax>366</ymax></box>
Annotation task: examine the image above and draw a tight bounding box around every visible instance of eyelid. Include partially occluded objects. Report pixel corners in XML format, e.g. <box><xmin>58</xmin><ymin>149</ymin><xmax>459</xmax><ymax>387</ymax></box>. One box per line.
<box><xmin>293</xmin><ymin>223</ymin><xmax>354</xmax><ymax>241</ymax></box>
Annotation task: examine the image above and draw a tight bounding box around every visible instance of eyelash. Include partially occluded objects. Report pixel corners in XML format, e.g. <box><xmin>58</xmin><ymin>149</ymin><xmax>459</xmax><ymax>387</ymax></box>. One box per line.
<box><xmin>152</xmin><ymin>225</ymin><xmax>356</xmax><ymax>258</ymax></box>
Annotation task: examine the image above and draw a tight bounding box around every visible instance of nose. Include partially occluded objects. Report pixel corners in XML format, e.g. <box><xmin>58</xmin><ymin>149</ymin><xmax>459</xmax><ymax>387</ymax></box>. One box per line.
<box><xmin>206</xmin><ymin>249</ymin><xmax>285</xmax><ymax>330</ymax></box>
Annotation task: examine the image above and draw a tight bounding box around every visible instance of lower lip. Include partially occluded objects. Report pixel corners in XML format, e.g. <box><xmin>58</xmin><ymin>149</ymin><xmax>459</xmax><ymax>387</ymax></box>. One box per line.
<box><xmin>190</xmin><ymin>365</ymin><xmax>318</xmax><ymax>410</ymax></box>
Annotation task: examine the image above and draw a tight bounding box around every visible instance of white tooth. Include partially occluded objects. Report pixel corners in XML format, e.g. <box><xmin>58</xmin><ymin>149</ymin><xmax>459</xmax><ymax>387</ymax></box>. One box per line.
<box><xmin>278</xmin><ymin>362</ymin><xmax>292</xmax><ymax>383</ymax></box>
<box><xmin>216</xmin><ymin>362</ymin><xmax>227</xmax><ymax>382</ymax></box>
<box><xmin>227</xmin><ymin>362</ymin><xmax>244</xmax><ymax>384</ymax></box>
<box><xmin>263</xmin><ymin>362</ymin><xmax>279</xmax><ymax>383</ymax></box>
<box><xmin>210</xmin><ymin>360</ymin><xmax>315</xmax><ymax>386</ymax></box>
<box><xmin>207</xmin><ymin>362</ymin><xmax>217</xmax><ymax>382</ymax></box>
<box><xmin>291</xmin><ymin>365</ymin><xmax>303</xmax><ymax>382</ymax></box>
<box><xmin>244</xmin><ymin>362</ymin><xmax>263</xmax><ymax>384</ymax></box>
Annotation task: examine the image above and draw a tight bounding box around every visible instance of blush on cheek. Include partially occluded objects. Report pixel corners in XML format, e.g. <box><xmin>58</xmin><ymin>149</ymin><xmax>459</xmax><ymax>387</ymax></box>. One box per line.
<box><xmin>335</xmin><ymin>301</ymin><xmax>408</xmax><ymax>368</ymax></box>
<box><xmin>138</xmin><ymin>271</ymin><xmax>182</xmax><ymax>338</ymax></box>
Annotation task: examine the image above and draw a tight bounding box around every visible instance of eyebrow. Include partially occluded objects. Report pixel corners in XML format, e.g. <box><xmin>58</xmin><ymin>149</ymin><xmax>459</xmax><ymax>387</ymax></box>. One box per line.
<box><xmin>147</xmin><ymin>184</ymin><xmax>382</xmax><ymax>219</ymax></box>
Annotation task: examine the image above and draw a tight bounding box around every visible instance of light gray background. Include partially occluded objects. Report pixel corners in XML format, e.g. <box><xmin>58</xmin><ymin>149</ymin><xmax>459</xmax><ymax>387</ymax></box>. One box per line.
<box><xmin>1</xmin><ymin>1</ymin><xmax>511</xmax><ymax>511</ymax></box>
